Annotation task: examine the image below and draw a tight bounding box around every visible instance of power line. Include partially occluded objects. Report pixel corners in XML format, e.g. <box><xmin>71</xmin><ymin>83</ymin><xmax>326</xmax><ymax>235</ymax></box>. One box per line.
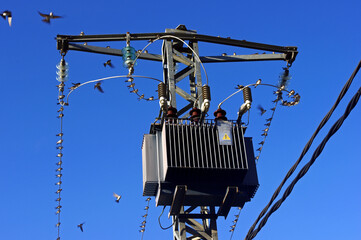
<box><xmin>244</xmin><ymin>60</ymin><xmax>361</xmax><ymax>240</ymax></box>
<box><xmin>246</xmin><ymin>86</ymin><xmax>361</xmax><ymax>240</ymax></box>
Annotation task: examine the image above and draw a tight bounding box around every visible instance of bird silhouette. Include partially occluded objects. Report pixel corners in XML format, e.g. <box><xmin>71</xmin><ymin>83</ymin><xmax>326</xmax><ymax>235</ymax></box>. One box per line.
<box><xmin>38</xmin><ymin>11</ymin><xmax>62</xmax><ymax>23</ymax></box>
<box><xmin>56</xmin><ymin>167</ymin><xmax>63</xmax><ymax>172</ymax></box>
<box><xmin>113</xmin><ymin>192</ymin><xmax>121</xmax><ymax>203</ymax></box>
<box><xmin>56</xmin><ymin>133</ymin><xmax>63</xmax><ymax>137</ymax></box>
<box><xmin>266</xmin><ymin>117</ymin><xmax>272</xmax><ymax>122</ymax></box>
<box><xmin>55</xmin><ymin>189</ymin><xmax>62</xmax><ymax>194</ymax></box>
<box><xmin>56</xmin><ymin>153</ymin><xmax>63</xmax><ymax>157</ymax></box>
<box><xmin>56</xmin><ymin>139</ymin><xmax>63</xmax><ymax>145</ymax></box>
<box><xmin>77</xmin><ymin>222</ymin><xmax>85</xmax><ymax>232</ymax></box>
<box><xmin>94</xmin><ymin>81</ymin><xmax>104</xmax><ymax>93</ymax></box>
<box><xmin>288</xmin><ymin>90</ymin><xmax>295</xmax><ymax>96</ymax></box>
<box><xmin>130</xmin><ymin>89</ymin><xmax>138</xmax><ymax>94</ymax></box>
<box><xmin>103</xmin><ymin>60</ymin><xmax>114</xmax><ymax>68</ymax></box>
<box><xmin>57</xmin><ymin>107</ymin><xmax>64</xmax><ymax>112</ymax></box>
<box><xmin>70</xmin><ymin>83</ymin><xmax>81</xmax><ymax>90</ymax></box>
<box><xmin>255</xmin><ymin>79</ymin><xmax>261</xmax><ymax>87</ymax></box>
<box><xmin>56</xmin><ymin>174</ymin><xmax>62</xmax><ymax>178</ymax></box>
<box><xmin>257</xmin><ymin>105</ymin><xmax>266</xmax><ymax>115</ymax></box>
<box><xmin>56</xmin><ymin>146</ymin><xmax>63</xmax><ymax>150</ymax></box>
<box><xmin>142</xmin><ymin>214</ymin><xmax>148</xmax><ymax>218</ymax></box>
<box><xmin>57</xmin><ymin>113</ymin><xmax>64</xmax><ymax>118</ymax></box>
<box><xmin>139</xmin><ymin>229</ymin><xmax>145</xmax><ymax>233</ymax></box>
<box><xmin>127</xmin><ymin>83</ymin><xmax>135</xmax><ymax>88</ymax></box>
<box><xmin>146</xmin><ymin>197</ymin><xmax>151</xmax><ymax>201</ymax></box>
<box><xmin>147</xmin><ymin>96</ymin><xmax>154</xmax><ymax>101</ymax></box>
<box><xmin>1</xmin><ymin>10</ymin><xmax>12</xmax><ymax>26</ymax></box>
<box><xmin>138</xmin><ymin>94</ymin><xmax>145</xmax><ymax>100</ymax></box>
<box><xmin>125</xmin><ymin>77</ymin><xmax>134</xmax><ymax>83</ymax></box>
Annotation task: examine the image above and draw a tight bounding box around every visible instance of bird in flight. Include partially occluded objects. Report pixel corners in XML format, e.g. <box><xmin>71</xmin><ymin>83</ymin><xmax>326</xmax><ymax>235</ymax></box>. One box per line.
<box><xmin>113</xmin><ymin>192</ymin><xmax>121</xmax><ymax>203</ymax></box>
<box><xmin>77</xmin><ymin>222</ymin><xmax>85</xmax><ymax>232</ymax></box>
<box><xmin>1</xmin><ymin>10</ymin><xmax>12</xmax><ymax>26</ymax></box>
<box><xmin>257</xmin><ymin>105</ymin><xmax>266</xmax><ymax>115</ymax></box>
<box><xmin>94</xmin><ymin>81</ymin><xmax>104</xmax><ymax>93</ymax></box>
<box><xmin>103</xmin><ymin>60</ymin><xmax>114</xmax><ymax>68</ymax></box>
<box><xmin>38</xmin><ymin>11</ymin><xmax>62</xmax><ymax>23</ymax></box>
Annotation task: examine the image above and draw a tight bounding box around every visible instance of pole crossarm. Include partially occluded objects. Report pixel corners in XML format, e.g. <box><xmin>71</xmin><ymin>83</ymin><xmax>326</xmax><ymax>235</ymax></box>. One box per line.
<box><xmin>57</xmin><ymin>32</ymin><xmax>298</xmax><ymax>63</ymax></box>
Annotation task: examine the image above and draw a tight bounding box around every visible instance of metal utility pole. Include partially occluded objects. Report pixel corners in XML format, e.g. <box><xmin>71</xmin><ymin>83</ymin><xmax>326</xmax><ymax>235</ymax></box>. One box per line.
<box><xmin>56</xmin><ymin>25</ymin><xmax>298</xmax><ymax>240</ymax></box>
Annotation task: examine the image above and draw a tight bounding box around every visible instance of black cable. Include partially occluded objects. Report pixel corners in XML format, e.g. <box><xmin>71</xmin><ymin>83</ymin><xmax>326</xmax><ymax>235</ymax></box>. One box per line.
<box><xmin>244</xmin><ymin>60</ymin><xmax>361</xmax><ymax>239</ymax></box>
<box><xmin>246</xmin><ymin>86</ymin><xmax>361</xmax><ymax>240</ymax></box>
<box><xmin>158</xmin><ymin>206</ymin><xmax>175</xmax><ymax>230</ymax></box>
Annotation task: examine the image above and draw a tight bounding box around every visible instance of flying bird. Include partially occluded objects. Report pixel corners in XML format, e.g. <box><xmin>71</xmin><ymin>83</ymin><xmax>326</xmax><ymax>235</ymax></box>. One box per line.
<box><xmin>113</xmin><ymin>192</ymin><xmax>121</xmax><ymax>203</ymax></box>
<box><xmin>103</xmin><ymin>60</ymin><xmax>114</xmax><ymax>68</ymax></box>
<box><xmin>77</xmin><ymin>222</ymin><xmax>85</xmax><ymax>232</ymax></box>
<box><xmin>38</xmin><ymin>11</ymin><xmax>62</xmax><ymax>23</ymax></box>
<box><xmin>94</xmin><ymin>81</ymin><xmax>104</xmax><ymax>93</ymax></box>
<box><xmin>257</xmin><ymin>105</ymin><xmax>266</xmax><ymax>115</ymax></box>
<box><xmin>1</xmin><ymin>10</ymin><xmax>12</xmax><ymax>26</ymax></box>
<box><xmin>70</xmin><ymin>83</ymin><xmax>81</xmax><ymax>90</ymax></box>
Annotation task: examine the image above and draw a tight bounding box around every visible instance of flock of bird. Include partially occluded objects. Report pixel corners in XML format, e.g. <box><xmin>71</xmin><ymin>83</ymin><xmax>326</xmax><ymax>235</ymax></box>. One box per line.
<box><xmin>1</xmin><ymin>10</ymin><xmax>63</xmax><ymax>26</ymax></box>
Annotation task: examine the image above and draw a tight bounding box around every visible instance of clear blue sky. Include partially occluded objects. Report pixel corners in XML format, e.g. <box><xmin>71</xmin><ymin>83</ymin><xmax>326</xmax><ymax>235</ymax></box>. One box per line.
<box><xmin>1</xmin><ymin>0</ymin><xmax>360</xmax><ymax>239</ymax></box>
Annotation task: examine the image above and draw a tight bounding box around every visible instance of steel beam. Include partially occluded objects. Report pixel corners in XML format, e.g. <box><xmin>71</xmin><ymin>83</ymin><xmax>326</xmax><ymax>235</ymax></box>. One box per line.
<box><xmin>217</xmin><ymin>186</ymin><xmax>238</xmax><ymax>217</ymax></box>
<box><xmin>169</xmin><ymin>186</ymin><xmax>187</xmax><ymax>216</ymax></box>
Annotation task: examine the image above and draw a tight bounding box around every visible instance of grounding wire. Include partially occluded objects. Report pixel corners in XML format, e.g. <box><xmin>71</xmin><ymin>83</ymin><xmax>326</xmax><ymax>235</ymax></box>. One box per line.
<box><xmin>158</xmin><ymin>206</ymin><xmax>175</xmax><ymax>230</ymax></box>
<box><xmin>246</xmin><ymin>86</ymin><xmax>361</xmax><ymax>240</ymax></box>
<box><xmin>244</xmin><ymin>60</ymin><xmax>361</xmax><ymax>240</ymax></box>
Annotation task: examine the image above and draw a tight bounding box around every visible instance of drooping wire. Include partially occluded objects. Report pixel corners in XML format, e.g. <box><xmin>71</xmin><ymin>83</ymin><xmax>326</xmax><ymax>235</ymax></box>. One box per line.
<box><xmin>158</xmin><ymin>206</ymin><xmax>175</xmax><ymax>230</ymax></box>
<box><xmin>140</xmin><ymin>197</ymin><xmax>151</xmax><ymax>240</ymax></box>
<box><xmin>246</xmin><ymin>86</ymin><xmax>361</xmax><ymax>240</ymax></box>
<box><xmin>244</xmin><ymin>60</ymin><xmax>361</xmax><ymax>240</ymax></box>
<box><xmin>229</xmin><ymin>207</ymin><xmax>242</xmax><ymax>240</ymax></box>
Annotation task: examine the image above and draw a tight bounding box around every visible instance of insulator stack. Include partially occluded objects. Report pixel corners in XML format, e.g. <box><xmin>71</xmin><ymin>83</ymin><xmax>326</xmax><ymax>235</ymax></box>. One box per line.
<box><xmin>122</xmin><ymin>46</ymin><xmax>137</xmax><ymax>68</ymax></box>
<box><xmin>167</xmin><ymin>106</ymin><xmax>178</xmax><ymax>119</ymax></box>
<box><xmin>243</xmin><ymin>87</ymin><xmax>252</xmax><ymax>103</ymax></box>
<box><xmin>189</xmin><ymin>107</ymin><xmax>201</xmax><ymax>123</ymax></box>
<box><xmin>56</xmin><ymin>59</ymin><xmax>69</xmax><ymax>82</ymax></box>
<box><xmin>201</xmin><ymin>84</ymin><xmax>211</xmax><ymax>113</ymax></box>
<box><xmin>214</xmin><ymin>108</ymin><xmax>227</xmax><ymax>121</ymax></box>
<box><xmin>158</xmin><ymin>82</ymin><xmax>168</xmax><ymax>112</ymax></box>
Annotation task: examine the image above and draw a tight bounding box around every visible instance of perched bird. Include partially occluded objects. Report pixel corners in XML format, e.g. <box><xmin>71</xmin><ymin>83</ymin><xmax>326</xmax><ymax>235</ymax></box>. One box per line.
<box><xmin>103</xmin><ymin>59</ymin><xmax>114</xmax><ymax>68</ymax></box>
<box><xmin>127</xmin><ymin>83</ymin><xmax>135</xmax><ymax>88</ymax></box>
<box><xmin>56</xmin><ymin>167</ymin><xmax>63</xmax><ymax>172</ymax></box>
<box><xmin>56</xmin><ymin>139</ymin><xmax>63</xmax><ymax>145</ymax></box>
<box><xmin>140</xmin><ymin>224</ymin><xmax>145</xmax><ymax>228</ymax></box>
<box><xmin>58</xmin><ymin>95</ymin><xmax>65</xmax><ymax>100</ymax></box>
<box><xmin>258</xmin><ymin>141</ymin><xmax>265</xmax><ymax>145</ymax></box>
<box><xmin>55</xmin><ymin>210</ymin><xmax>60</xmax><ymax>214</ymax></box>
<box><xmin>256</xmin><ymin>147</ymin><xmax>263</xmax><ymax>152</ymax></box>
<box><xmin>257</xmin><ymin>105</ymin><xmax>266</xmax><ymax>115</ymax></box>
<box><xmin>255</xmin><ymin>79</ymin><xmax>261</xmax><ymax>87</ymax></box>
<box><xmin>1</xmin><ymin>10</ymin><xmax>12</xmax><ymax>26</ymax></box>
<box><xmin>261</xmin><ymin>132</ymin><xmax>268</xmax><ymax>137</ymax></box>
<box><xmin>56</xmin><ymin>198</ymin><xmax>61</xmax><ymax>201</ymax></box>
<box><xmin>264</xmin><ymin>128</ymin><xmax>269</xmax><ymax>132</ymax></box>
<box><xmin>56</xmin><ymin>174</ymin><xmax>62</xmax><ymax>178</ymax></box>
<box><xmin>144</xmin><ymin>206</ymin><xmax>149</xmax><ymax>210</ymax></box>
<box><xmin>56</xmin><ymin>153</ymin><xmax>63</xmax><ymax>157</ymax></box>
<box><xmin>266</xmin><ymin>117</ymin><xmax>272</xmax><ymax>122</ymax></box>
<box><xmin>57</xmin><ymin>107</ymin><xmax>64</xmax><ymax>112</ymax></box>
<box><xmin>235</xmin><ymin>84</ymin><xmax>244</xmax><ymax>89</ymax></box>
<box><xmin>221</xmin><ymin>53</ymin><xmax>227</xmax><ymax>56</ymax></box>
<box><xmin>264</xmin><ymin>122</ymin><xmax>271</xmax><ymax>127</ymax></box>
<box><xmin>147</xmin><ymin>96</ymin><xmax>154</xmax><ymax>101</ymax></box>
<box><xmin>130</xmin><ymin>89</ymin><xmax>139</xmax><ymax>94</ymax></box>
<box><xmin>56</xmin><ymin>146</ymin><xmax>63</xmax><ymax>150</ymax></box>
<box><xmin>234</xmin><ymin>215</ymin><xmax>239</xmax><ymax>218</ymax></box>
<box><xmin>113</xmin><ymin>192</ymin><xmax>121</xmax><ymax>203</ymax></box>
<box><xmin>56</xmin><ymin>161</ymin><xmax>62</xmax><ymax>165</ymax></box>
<box><xmin>38</xmin><ymin>11</ymin><xmax>62</xmax><ymax>24</ymax></box>
<box><xmin>270</xmin><ymin>107</ymin><xmax>276</xmax><ymax>111</ymax></box>
<box><xmin>141</xmin><ymin>220</ymin><xmax>146</xmax><ymax>224</ymax></box>
<box><xmin>139</xmin><ymin>229</ymin><xmax>145</xmax><ymax>233</ymax></box>
<box><xmin>233</xmin><ymin>219</ymin><xmax>238</xmax><ymax>223</ymax></box>
<box><xmin>57</xmin><ymin>113</ymin><xmax>64</xmax><ymax>118</ymax></box>
<box><xmin>288</xmin><ymin>90</ymin><xmax>295</xmax><ymax>96</ymax></box>
<box><xmin>138</xmin><ymin>94</ymin><xmax>145</xmax><ymax>100</ymax></box>
<box><xmin>70</xmin><ymin>83</ymin><xmax>81</xmax><ymax>90</ymax></box>
<box><xmin>77</xmin><ymin>222</ymin><xmax>85</xmax><ymax>232</ymax></box>
<box><xmin>146</xmin><ymin>197</ymin><xmax>151</xmax><ymax>201</ymax></box>
<box><xmin>229</xmin><ymin>229</ymin><xmax>234</xmax><ymax>232</ymax></box>
<box><xmin>55</xmin><ymin>205</ymin><xmax>62</xmax><ymax>209</ymax></box>
<box><xmin>94</xmin><ymin>81</ymin><xmax>104</xmax><ymax>93</ymax></box>
<box><xmin>142</xmin><ymin>214</ymin><xmax>148</xmax><ymax>218</ymax></box>
<box><xmin>56</xmin><ymin>222</ymin><xmax>61</xmax><ymax>227</ymax></box>
<box><xmin>55</xmin><ymin>181</ymin><xmax>62</xmax><ymax>185</ymax></box>
<box><xmin>125</xmin><ymin>77</ymin><xmax>134</xmax><ymax>83</ymax></box>
<box><xmin>56</xmin><ymin>133</ymin><xmax>63</xmax><ymax>137</ymax></box>
<box><xmin>55</xmin><ymin>189</ymin><xmax>62</xmax><ymax>194</ymax></box>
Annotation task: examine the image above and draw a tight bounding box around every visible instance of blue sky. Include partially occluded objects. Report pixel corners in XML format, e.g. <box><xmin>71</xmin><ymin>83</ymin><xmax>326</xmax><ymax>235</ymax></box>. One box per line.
<box><xmin>0</xmin><ymin>0</ymin><xmax>360</xmax><ymax>239</ymax></box>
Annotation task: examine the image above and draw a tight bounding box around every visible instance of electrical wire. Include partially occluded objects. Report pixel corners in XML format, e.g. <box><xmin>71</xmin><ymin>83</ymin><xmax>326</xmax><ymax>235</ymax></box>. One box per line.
<box><xmin>244</xmin><ymin>60</ymin><xmax>361</xmax><ymax>240</ymax></box>
<box><xmin>62</xmin><ymin>75</ymin><xmax>162</xmax><ymax>105</ymax></box>
<box><xmin>246</xmin><ymin>86</ymin><xmax>361</xmax><ymax>240</ymax></box>
<box><xmin>158</xmin><ymin>206</ymin><xmax>175</xmax><ymax>230</ymax></box>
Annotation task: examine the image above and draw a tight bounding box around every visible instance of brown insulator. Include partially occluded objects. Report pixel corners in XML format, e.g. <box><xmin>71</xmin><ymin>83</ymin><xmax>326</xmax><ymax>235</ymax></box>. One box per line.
<box><xmin>243</xmin><ymin>87</ymin><xmax>252</xmax><ymax>102</ymax></box>
<box><xmin>158</xmin><ymin>82</ymin><xmax>167</xmax><ymax>99</ymax></box>
<box><xmin>214</xmin><ymin>108</ymin><xmax>227</xmax><ymax>121</ymax></box>
<box><xmin>167</xmin><ymin>106</ymin><xmax>178</xmax><ymax>119</ymax></box>
<box><xmin>202</xmin><ymin>85</ymin><xmax>211</xmax><ymax>101</ymax></box>
<box><xmin>189</xmin><ymin>107</ymin><xmax>201</xmax><ymax>123</ymax></box>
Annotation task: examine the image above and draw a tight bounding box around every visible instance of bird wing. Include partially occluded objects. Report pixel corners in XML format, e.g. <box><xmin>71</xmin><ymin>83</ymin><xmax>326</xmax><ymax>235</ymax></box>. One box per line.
<box><xmin>113</xmin><ymin>192</ymin><xmax>120</xmax><ymax>198</ymax></box>
<box><xmin>97</xmin><ymin>85</ymin><xmax>104</xmax><ymax>93</ymax></box>
<box><xmin>38</xmin><ymin>11</ymin><xmax>49</xmax><ymax>17</ymax></box>
<box><xmin>7</xmin><ymin>16</ymin><xmax>12</xmax><ymax>26</ymax></box>
<box><xmin>51</xmin><ymin>15</ymin><xmax>63</xmax><ymax>19</ymax></box>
